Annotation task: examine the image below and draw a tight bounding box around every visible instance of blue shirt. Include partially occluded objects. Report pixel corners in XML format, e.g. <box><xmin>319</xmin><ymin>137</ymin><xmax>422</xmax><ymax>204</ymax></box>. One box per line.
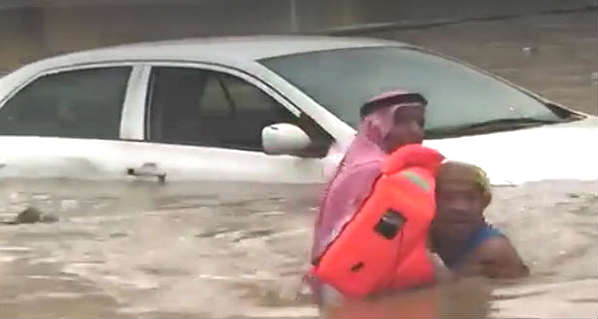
<box><xmin>444</xmin><ymin>224</ymin><xmax>504</xmax><ymax>268</ymax></box>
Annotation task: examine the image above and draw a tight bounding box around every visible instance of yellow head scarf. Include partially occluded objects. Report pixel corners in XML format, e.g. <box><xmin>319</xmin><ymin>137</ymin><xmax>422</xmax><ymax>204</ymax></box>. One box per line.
<box><xmin>436</xmin><ymin>161</ymin><xmax>492</xmax><ymax>207</ymax></box>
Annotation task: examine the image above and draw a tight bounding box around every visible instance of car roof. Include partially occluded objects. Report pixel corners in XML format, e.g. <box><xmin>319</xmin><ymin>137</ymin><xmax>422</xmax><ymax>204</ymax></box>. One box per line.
<box><xmin>108</xmin><ymin>35</ymin><xmax>407</xmax><ymax>58</ymax></box>
<box><xmin>23</xmin><ymin>36</ymin><xmax>410</xmax><ymax>70</ymax></box>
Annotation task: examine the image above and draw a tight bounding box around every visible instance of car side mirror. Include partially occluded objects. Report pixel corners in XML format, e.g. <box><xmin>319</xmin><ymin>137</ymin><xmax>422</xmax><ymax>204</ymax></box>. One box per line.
<box><xmin>262</xmin><ymin>123</ymin><xmax>311</xmax><ymax>155</ymax></box>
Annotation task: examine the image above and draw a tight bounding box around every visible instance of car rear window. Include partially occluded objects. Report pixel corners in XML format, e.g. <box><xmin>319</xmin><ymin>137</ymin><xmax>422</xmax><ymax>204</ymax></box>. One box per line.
<box><xmin>0</xmin><ymin>67</ymin><xmax>131</xmax><ymax>139</ymax></box>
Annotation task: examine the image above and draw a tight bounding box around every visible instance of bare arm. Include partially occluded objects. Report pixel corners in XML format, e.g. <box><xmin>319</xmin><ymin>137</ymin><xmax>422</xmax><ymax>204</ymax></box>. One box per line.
<box><xmin>429</xmin><ymin>252</ymin><xmax>456</xmax><ymax>283</ymax></box>
<box><xmin>457</xmin><ymin>236</ymin><xmax>529</xmax><ymax>279</ymax></box>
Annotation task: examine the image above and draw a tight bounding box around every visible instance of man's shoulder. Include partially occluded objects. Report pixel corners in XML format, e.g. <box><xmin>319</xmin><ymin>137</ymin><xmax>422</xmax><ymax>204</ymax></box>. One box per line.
<box><xmin>466</xmin><ymin>235</ymin><xmax>529</xmax><ymax>278</ymax></box>
<box><xmin>475</xmin><ymin>235</ymin><xmax>515</xmax><ymax>258</ymax></box>
<box><xmin>473</xmin><ymin>235</ymin><xmax>526</xmax><ymax>269</ymax></box>
<box><xmin>344</xmin><ymin>160</ymin><xmax>383</xmax><ymax>178</ymax></box>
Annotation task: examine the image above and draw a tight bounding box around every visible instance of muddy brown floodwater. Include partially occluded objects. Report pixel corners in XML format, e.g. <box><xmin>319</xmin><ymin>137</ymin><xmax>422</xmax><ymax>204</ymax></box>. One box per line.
<box><xmin>0</xmin><ymin>178</ymin><xmax>595</xmax><ymax>318</ymax></box>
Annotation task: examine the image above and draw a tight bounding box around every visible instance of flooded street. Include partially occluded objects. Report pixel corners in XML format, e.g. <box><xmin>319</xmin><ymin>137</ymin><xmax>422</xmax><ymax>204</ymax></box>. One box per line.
<box><xmin>0</xmin><ymin>179</ymin><xmax>595</xmax><ymax>318</ymax></box>
<box><xmin>0</xmin><ymin>180</ymin><xmax>323</xmax><ymax>318</ymax></box>
<box><xmin>0</xmin><ymin>9</ymin><xmax>596</xmax><ymax>319</ymax></box>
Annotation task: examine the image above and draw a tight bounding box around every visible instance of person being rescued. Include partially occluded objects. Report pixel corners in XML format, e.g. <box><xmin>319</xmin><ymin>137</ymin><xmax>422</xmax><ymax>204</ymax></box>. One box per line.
<box><xmin>307</xmin><ymin>90</ymin><xmax>446</xmax><ymax>308</ymax></box>
<box><xmin>429</xmin><ymin>161</ymin><xmax>530</xmax><ymax>279</ymax></box>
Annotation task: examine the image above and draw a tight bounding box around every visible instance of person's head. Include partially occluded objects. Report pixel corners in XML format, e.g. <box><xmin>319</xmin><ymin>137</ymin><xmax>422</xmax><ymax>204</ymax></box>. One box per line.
<box><xmin>432</xmin><ymin>161</ymin><xmax>492</xmax><ymax>240</ymax></box>
<box><xmin>359</xmin><ymin>90</ymin><xmax>427</xmax><ymax>153</ymax></box>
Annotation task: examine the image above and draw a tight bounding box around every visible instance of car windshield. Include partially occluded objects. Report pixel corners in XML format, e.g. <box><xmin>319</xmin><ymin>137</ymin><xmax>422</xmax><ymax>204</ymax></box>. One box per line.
<box><xmin>260</xmin><ymin>46</ymin><xmax>570</xmax><ymax>137</ymax></box>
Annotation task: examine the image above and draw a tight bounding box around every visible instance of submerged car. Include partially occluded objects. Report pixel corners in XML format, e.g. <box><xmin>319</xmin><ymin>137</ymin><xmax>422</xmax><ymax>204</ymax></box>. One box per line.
<box><xmin>0</xmin><ymin>36</ymin><xmax>595</xmax><ymax>185</ymax></box>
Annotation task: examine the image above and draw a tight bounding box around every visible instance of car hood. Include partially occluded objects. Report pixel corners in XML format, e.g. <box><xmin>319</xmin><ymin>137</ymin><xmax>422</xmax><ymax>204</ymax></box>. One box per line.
<box><xmin>423</xmin><ymin>116</ymin><xmax>598</xmax><ymax>185</ymax></box>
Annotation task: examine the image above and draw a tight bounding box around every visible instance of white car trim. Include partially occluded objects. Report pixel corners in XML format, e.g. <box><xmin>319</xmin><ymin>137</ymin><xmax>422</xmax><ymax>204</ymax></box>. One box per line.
<box><xmin>249</xmin><ymin>62</ymin><xmax>356</xmax><ymax>144</ymax></box>
<box><xmin>120</xmin><ymin>65</ymin><xmax>150</xmax><ymax>140</ymax></box>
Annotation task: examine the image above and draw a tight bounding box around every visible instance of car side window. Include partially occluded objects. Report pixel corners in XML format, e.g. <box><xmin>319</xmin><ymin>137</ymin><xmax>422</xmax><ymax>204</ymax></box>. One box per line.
<box><xmin>0</xmin><ymin>67</ymin><xmax>131</xmax><ymax>139</ymax></box>
<box><xmin>147</xmin><ymin>66</ymin><xmax>332</xmax><ymax>157</ymax></box>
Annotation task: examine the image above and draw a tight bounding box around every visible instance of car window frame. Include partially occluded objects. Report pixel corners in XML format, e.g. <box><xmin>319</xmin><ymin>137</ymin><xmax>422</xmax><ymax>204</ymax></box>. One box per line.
<box><xmin>0</xmin><ymin>62</ymin><xmax>142</xmax><ymax>141</ymax></box>
<box><xmin>141</xmin><ymin>62</ymin><xmax>333</xmax><ymax>156</ymax></box>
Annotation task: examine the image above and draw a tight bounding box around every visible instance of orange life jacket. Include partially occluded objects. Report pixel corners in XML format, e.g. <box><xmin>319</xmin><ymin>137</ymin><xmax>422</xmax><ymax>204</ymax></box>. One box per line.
<box><xmin>311</xmin><ymin>144</ymin><xmax>444</xmax><ymax>298</ymax></box>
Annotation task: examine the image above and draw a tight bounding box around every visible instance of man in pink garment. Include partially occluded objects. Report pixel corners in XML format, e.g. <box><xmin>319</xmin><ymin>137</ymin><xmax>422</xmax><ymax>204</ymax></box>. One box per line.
<box><xmin>307</xmin><ymin>90</ymin><xmax>430</xmax><ymax>306</ymax></box>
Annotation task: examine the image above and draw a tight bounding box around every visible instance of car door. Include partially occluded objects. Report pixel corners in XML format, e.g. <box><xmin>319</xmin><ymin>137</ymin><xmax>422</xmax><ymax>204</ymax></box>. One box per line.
<box><xmin>122</xmin><ymin>64</ymin><xmax>334</xmax><ymax>184</ymax></box>
<box><xmin>0</xmin><ymin>64</ymin><xmax>149</xmax><ymax>180</ymax></box>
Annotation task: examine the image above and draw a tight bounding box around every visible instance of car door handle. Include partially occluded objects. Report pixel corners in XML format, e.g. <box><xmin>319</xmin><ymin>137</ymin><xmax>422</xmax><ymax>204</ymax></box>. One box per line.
<box><xmin>127</xmin><ymin>163</ymin><xmax>166</xmax><ymax>184</ymax></box>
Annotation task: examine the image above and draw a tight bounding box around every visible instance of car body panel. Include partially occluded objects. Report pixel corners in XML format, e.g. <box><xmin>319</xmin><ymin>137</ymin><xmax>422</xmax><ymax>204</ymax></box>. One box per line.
<box><xmin>0</xmin><ymin>136</ymin><xmax>325</xmax><ymax>183</ymax></box>
<box><xmin>425</xmin><ymin>117</ymin><xmax>598</xmax><ymax>185</ymax></box>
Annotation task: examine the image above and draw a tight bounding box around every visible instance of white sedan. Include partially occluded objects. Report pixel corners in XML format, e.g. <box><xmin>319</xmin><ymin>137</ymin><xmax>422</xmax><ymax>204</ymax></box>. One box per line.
<box><xmin>0</xmin><ymin>36</ymin><xmax>595</xmax><ymax>185</ymax></box>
